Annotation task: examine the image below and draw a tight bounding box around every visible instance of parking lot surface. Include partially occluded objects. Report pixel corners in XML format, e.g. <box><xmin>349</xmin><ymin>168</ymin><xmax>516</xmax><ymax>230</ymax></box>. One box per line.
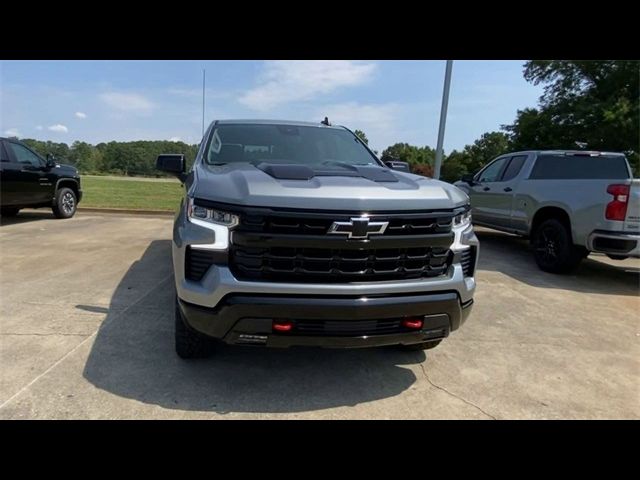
<box><xmin>1</xmin><ymin>210</ymin><xmax>638</xmax><ymax>419</ymax></box>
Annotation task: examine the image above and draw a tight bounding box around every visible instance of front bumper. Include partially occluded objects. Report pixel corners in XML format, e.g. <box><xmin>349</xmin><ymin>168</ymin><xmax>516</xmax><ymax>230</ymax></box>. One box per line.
<box><xmin>587</xmin><ymin>230</ymin><xmax>640</xmax><ymax>257</ymax></box>
<box><xmin>179</xmin><ymin>292</ymin><xmax>474</xmax><ymax>348</ymax></box>
<box><xmin>173</xmin><ymin>202</ymin><xmax>478</xmax><ymax>347</ymax></box>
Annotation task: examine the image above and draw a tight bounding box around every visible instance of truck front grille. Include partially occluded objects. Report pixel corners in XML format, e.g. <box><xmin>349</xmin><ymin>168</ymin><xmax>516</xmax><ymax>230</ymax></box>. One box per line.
<box><xmin>224</xmin><ymin>207</ymin><xmax>459</xmax><ymax>283</ymax></box>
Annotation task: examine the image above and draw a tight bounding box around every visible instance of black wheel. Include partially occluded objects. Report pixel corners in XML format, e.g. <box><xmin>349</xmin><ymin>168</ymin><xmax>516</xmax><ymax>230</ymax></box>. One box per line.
<box><xmin>0</xmin><ymin>207</ymin><xmax>20</xmax><ymax>217</ymax></box>
<box><xmin>175</xmin><ymin>296</ymin><xmax>215</xmax><ymax>359</ymax></box>
<box><xmin>399</xmin><ymin>340</ymin><xmax>442</xmax><ymax>351</ymax></box>
<box><xmin>52</xmin><ymin>187</ymin><xmax>77</xmax><ymax>219</ymax></box>
<box><xmin>532</xmin><ymin>218</ymin><xmax>584</xmax><ymax>273</ymax></box>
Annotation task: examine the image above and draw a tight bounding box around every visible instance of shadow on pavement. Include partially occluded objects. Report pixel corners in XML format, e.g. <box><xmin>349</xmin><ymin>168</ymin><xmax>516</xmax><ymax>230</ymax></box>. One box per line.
<box><xmin>476</xmin><ymin>228</ymin><xmax>640</xmax><ymax>297</ymax></box>
<box><xmin>82</xmin><ymin>240</ymin><xmax>422</xmax><ymax>414</ymax></box>
<box><xmin>0</xmin><ymin>209</ymin><xmax>55</xmax><ymax>226</ymax></box>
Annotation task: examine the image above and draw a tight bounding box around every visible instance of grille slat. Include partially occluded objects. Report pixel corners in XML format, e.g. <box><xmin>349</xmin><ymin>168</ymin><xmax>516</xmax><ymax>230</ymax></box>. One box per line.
<box><xmin>295</xmin><ymin>319</ymin><xmax>403</xmax><ymax>336</ymax></box>
<box><xmin>185</xmin><ymin>248</ymin><xmax>219</xmax><ymax>281</ymax></box>
<box><xmin>232</xmin><ymin>246</ymin><xmax>452</xmax><ymax>282</ymax></box>
<box><xmin>460</xmin><ymin>248</ymin><xmax>476</xmax><ymax>277</ymax></box>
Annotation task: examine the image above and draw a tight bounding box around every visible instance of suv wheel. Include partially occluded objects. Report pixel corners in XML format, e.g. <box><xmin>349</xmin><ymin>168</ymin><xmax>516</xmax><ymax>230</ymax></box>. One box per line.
<box><xmin>532</xmin><ymin>218</ymin><xmax>584</xmax><ymax>273</ymax></box>
<box><xmin>399</xmin><ymin>340</ymin><xmax>442</xmax><ymax>351</ymax></box>
<box><xmin>52</xmin><ymin>187</ymin><xmax>77</xmax><ymax>219</ymax></box>
<box><xmin>175</xmin><ymin>297</ymin><xmax>215</xmax><ymax>359</ymax></box>
<box><xmin>0</xmin><ymin>207</ymin><xmax>20</xmax><ymax>217</ymax></box>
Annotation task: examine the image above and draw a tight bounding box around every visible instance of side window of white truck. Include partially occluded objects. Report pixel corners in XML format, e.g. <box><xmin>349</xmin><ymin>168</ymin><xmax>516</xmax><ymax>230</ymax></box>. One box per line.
<box><xmin>478</xmin><ymin>157</ymin><xmax>509</xmax><ymax>183</ymax></box>
<box><xmin>501</xmin><ymin>155</ymin><xmax>527</xmax><ymax>181</ymax></box>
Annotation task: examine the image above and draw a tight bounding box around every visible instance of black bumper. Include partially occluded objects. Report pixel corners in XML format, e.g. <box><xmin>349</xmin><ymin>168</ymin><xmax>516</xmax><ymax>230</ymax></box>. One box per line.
<box><xmin>178</xmin><ymin>291</ymin><xmax>473</xmax><ymax>349</ymax></box>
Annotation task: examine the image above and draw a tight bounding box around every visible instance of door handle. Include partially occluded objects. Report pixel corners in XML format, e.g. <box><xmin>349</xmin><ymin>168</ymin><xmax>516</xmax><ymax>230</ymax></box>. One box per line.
<box><xmin>483</xmin><ymin>186</ymin><xmax>490</xmax><ymax>191</ymax></box>
<box><xmin>504</xmin><ymin>187</ymin><xmax>512</xmax><ymax>192</ymax></box>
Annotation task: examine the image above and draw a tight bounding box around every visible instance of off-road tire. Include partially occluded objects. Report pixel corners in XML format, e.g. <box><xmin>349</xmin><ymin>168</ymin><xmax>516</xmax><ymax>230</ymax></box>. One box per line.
<box><xmin>0</xmin><ymin>207</ymin><xmax>20</xmax><ymax>217</ymax></box>
<box><xmin>52</xmin><ymin>187</ymin><xmax>77</xmax><ymax>219</ymax></box>
<box><xmin>399</xmin><ymin>340</ymin><xmax>442</xmax><ymax>351</ymax></box>
<box><xmin>532</xmin><ymin>218</ymin><xmax>584</xmax><ymax>273</ymax></box>
<box><xmin>175</xmin><ymin>297</ymin><xmax>215</xmax><ymax>359</ymax></box>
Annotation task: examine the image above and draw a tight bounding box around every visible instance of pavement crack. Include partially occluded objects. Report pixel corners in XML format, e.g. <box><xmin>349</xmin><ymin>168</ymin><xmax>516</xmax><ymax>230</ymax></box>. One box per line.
<box><xmin>416</xmin><ymin>358</ymin><xmax>497</xmax><ymax>420</ymax></box>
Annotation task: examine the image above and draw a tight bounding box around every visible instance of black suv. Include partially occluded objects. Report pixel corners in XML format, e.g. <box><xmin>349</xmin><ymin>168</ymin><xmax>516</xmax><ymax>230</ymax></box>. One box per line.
<box><xmin>0</xmin><ymin>137</ymin><xmax>82</xmax><ymax>218</ymax></box>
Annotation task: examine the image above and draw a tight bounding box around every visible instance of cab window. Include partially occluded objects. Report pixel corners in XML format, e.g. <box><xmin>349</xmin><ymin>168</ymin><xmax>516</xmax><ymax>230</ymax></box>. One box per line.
<box><xmin>7</xmin><ymin>142</ymin><xmax>43</xmax><ymax>168</ymax></box>
<box><xmin>477</xmin><ymin>157</ymin><xmax>509</xmax><ymax>183</ymax></box>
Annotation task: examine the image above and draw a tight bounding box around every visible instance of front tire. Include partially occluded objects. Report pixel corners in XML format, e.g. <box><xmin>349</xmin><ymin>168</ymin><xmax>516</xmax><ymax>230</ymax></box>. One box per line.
<box><xmin>52</xmin><ymin>187</ymin><xmax>77</xmax><ymax>219</ymax></box>
<box><xmin>532</xmin><ymin>218</ymin><xmax>584</xmax><ymax>273</ymax></box>
<box><xmin>0</xmin><ymin>207</ymin><xmax>20</xmax><ymax>217</ymax></box>
<box><xmin>607</xmin><ymin>254</ymin><xmax>629</xmax><ymax>261</ymax></box>
<box><xmin>175</xmin><ymin>297</ymin><xmax>215</xmax><ymax>359</ymax></box>
<box><xmin>399</xmin><ymin>340</ymin><xmax>442</xmax><ymax>351</ymax></box>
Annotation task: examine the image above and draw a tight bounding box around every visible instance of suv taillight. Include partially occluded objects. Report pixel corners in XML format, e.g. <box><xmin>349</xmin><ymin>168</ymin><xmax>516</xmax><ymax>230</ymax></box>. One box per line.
<box><xmin>605</xmin><ymin>184</ymin><xmax>630</xmax><ymax>221</ymax></box>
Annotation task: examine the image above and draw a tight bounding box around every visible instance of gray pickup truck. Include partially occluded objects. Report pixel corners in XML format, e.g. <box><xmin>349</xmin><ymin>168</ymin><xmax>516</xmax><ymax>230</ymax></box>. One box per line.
<box><xmin>156</xmin><ymin>119</ymin><xmax>478</xmax><ymax>358</ymax></box>
<box><xmin>455</xmin><ymin>150</ymin><xmax>639</xmax><ymax>273</ymax></box>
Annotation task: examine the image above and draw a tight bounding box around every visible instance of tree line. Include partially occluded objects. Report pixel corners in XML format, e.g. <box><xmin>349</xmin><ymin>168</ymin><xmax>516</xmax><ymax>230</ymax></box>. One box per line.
<box><xmin>15</xmin><ymin>60</ymin><xmax>639</xmax><ymax>182</ymax></box>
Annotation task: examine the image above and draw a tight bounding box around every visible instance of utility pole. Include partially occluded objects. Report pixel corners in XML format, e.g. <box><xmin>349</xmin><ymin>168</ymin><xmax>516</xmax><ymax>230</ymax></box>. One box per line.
<box><xmin>433</xmin><ymin>60</ymin><xmax>453</xmax><ymax>180</ymax></box>
<box><xmin>202</xmin><ymin>69</ymin><xmax>206</xmax><ymax>138</ymax></box>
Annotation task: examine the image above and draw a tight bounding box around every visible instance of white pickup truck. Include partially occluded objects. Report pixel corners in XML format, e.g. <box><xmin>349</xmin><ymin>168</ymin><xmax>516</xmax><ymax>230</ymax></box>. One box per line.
<box><xmin>455</xmin><ymin>150</ymin><xmax>639</xmax><ymax>273</ymax></box>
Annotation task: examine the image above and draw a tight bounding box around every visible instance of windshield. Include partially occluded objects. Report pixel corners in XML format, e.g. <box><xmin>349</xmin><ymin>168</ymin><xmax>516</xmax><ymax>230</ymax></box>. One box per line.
<box><xmin>204</xmin><ymin>124</ymin><xmax>380</xmax><ymax>167</ymax></box>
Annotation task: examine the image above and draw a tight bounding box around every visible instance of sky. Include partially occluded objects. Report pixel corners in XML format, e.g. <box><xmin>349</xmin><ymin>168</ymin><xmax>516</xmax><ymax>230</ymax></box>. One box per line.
<box><xmin>0</xmin><ymin>60</ymin><xmax>543</xmax><ymax>153</ymax></box>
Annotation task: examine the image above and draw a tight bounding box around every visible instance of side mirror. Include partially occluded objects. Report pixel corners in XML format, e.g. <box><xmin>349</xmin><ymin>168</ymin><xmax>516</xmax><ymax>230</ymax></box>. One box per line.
<box><xmin>461</xmin><ymin>173</ymin><xmax>476</xmax><ymax>185</ymax></box>
<box><xmin>156</xmin><ymin>154</ymin><xmax>186</xmax><ymax>181</ymax></box>
<box><xmin>46</xmin><ymin>153</ymin><xmax>56</xmax><ymax>168</ymax></box>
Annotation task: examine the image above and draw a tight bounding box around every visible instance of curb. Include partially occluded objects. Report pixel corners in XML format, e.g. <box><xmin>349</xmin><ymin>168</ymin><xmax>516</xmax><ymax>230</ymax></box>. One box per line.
<box><xmin>78</xmin><ymin>207</ymin><xmax>175</xmax><ymax>216</ymax></box>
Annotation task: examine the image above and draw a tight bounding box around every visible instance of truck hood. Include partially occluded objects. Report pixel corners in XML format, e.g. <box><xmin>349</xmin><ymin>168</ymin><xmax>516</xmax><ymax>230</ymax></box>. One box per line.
<box><xmin>190</xmin><ymin>162</ymin><xmax>469</xmax><ymax>211</ymax></box>
<box><xmin>53</xmin><ymin>163</ymin><xmax>79</xmax><ymax>177</ymax></box>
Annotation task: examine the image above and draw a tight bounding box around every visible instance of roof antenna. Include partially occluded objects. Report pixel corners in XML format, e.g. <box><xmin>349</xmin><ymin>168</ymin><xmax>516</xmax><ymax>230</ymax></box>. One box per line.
<box><xmin>321</xmin><ymin>116</ymin><xmax>330</xmax><ymax>126</ymax></box>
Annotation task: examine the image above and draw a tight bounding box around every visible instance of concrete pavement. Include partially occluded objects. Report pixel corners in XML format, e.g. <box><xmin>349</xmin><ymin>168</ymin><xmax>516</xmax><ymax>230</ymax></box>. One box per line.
<box><xmin>1</xmin><ymin>210</ymin><xmax>638</xmax><ymax>419</ymax></box>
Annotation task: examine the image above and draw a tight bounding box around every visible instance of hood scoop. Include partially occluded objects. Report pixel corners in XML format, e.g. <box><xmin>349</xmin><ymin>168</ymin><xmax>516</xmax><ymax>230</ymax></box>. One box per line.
<box><xmin>256</xmin><ymin>162</ymin><xmax>399</xmax><ymax>183</ymax></box>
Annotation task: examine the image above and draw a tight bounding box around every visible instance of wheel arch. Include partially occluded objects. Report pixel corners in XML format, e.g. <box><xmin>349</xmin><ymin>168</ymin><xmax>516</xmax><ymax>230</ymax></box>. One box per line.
<box><xmin>54</xmin><ymin>179</ymin><xmax>80</xmax><ymax>203</ymax></box>
<box><xmin>530</xmin><ymin>206</ymin><xmax>573</xmax><ymax>243</ymax></box>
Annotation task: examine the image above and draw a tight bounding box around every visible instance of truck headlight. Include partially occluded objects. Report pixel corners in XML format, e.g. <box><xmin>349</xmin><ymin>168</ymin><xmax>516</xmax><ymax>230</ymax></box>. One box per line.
<box><xmin>453</xmin><ymin>209</ymin><xmax>472</xmax><ymax>229</ymax></box>
<box><xmin>187</xmin><ymin>198</ymin><xmax>239</xmax><ymax>228</ymax></box>
<box><xmin>186</xmin><ymin>198</ymin><xmax>238</xmax><ymax>251</ymax></box>
<box><xmin>451</xmin><ymin>206</ymin><xmax>473</xmax><ymax>251</ymax></box>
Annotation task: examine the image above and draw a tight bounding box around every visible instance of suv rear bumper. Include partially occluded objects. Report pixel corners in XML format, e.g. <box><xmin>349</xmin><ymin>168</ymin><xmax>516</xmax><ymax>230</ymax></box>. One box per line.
<box><xmin>178</xmin><ymin>292</ymin><xmax>473</xmax><ymax>348</ymax></box>
<box><xmin>587</xmin><ymin>230</ymin><xmax>640</xmax><ymax>257</ymax></box>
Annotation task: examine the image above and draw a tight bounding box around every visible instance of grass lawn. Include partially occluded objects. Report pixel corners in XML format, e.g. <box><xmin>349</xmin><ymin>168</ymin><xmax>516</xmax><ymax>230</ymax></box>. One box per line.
<box><xmin>80</xmin><ymin>176</ymin><xmax>183</xmax><ymax>211</ymax></box>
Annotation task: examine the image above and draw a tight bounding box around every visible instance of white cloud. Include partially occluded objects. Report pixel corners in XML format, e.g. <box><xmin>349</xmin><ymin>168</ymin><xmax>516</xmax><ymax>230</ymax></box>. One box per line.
<box><xmin>75</xmin><ymin>111</ymin><xmax>87</xmax><ymax>119</ymax></box>
<box><xmin>239</xmin><ymin>61</ymin><xmax>377</xmax><ymax>111</ymax></box>
<box><xmin>48</xmin><ymin>124</ymin><xmax>69</xmax><ymax>133</ymax></box>
<box><xmin>35</xmin><ymin>125</ymin><xmax>43</xmax><ymax>131</ymax></box>
<box><xmin>169</xmin><ymin>136</ymin><xmax>182</xmax><ymax>142</ymax></box>
<box><xmin>4</xmin><ymin>128</ymin><xmax>20</xmax><ymax>137</ymax></box>
<box><xmin>99</xmin><ymin>92</ymin><xmax>155</xmax><ymax>113</ymax></box>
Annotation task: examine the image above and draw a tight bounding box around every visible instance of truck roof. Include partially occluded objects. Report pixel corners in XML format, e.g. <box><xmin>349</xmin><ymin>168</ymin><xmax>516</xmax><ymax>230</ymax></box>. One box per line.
<box><xmin>213</xmin><ymin>119</ymin><xmax>344</xmax><ymax>129</ymax></box>
<box><xmin>508</xmin><ymin>150</ymin><xmax>626</xmax><ymax>157</ymax></box>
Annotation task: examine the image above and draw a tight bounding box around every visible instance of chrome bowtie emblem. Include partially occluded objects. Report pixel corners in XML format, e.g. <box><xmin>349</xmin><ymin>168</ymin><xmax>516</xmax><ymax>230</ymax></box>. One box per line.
<box><xmin>328</xmin><ymin>217</ymin><xmax>389</xmax><ymax>239</ymax></box>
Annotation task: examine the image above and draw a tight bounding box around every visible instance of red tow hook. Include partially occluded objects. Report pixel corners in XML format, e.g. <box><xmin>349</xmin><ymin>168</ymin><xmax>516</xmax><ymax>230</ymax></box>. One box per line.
<box><xmin>272</xmin><ymin>320</ymin><xmax>293</xmax><ymax>332</ymax></box>
<box><xmin>402</xmin><ymin>317</ymin><xmax>424</xmax><ymax>329</ymax></box>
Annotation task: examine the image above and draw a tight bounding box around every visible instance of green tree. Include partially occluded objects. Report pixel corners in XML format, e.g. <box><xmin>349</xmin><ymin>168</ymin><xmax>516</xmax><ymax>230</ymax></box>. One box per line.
<box><xmin>461</xmin><ymin>131</ymin><xmax>510</xmax><ymax>174</ymax></box>
<box><xmin>505</xmin><ymin>60</ymin><xmax>640</xmax><ymax>172</ymax></box>
<box><xmin>382</xmin><ymin>143</ymin><xmax>435</xmax><ymax>166</ymax></box>
<box><xmin>353</xmin><ymin>129</ymin><xmax>369</xmax><ymax>145</ymax></box>
<box><xmin>440</xmin><ymin>150</ymin><xmax>470</xmax><ymax>183</ymax></box>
